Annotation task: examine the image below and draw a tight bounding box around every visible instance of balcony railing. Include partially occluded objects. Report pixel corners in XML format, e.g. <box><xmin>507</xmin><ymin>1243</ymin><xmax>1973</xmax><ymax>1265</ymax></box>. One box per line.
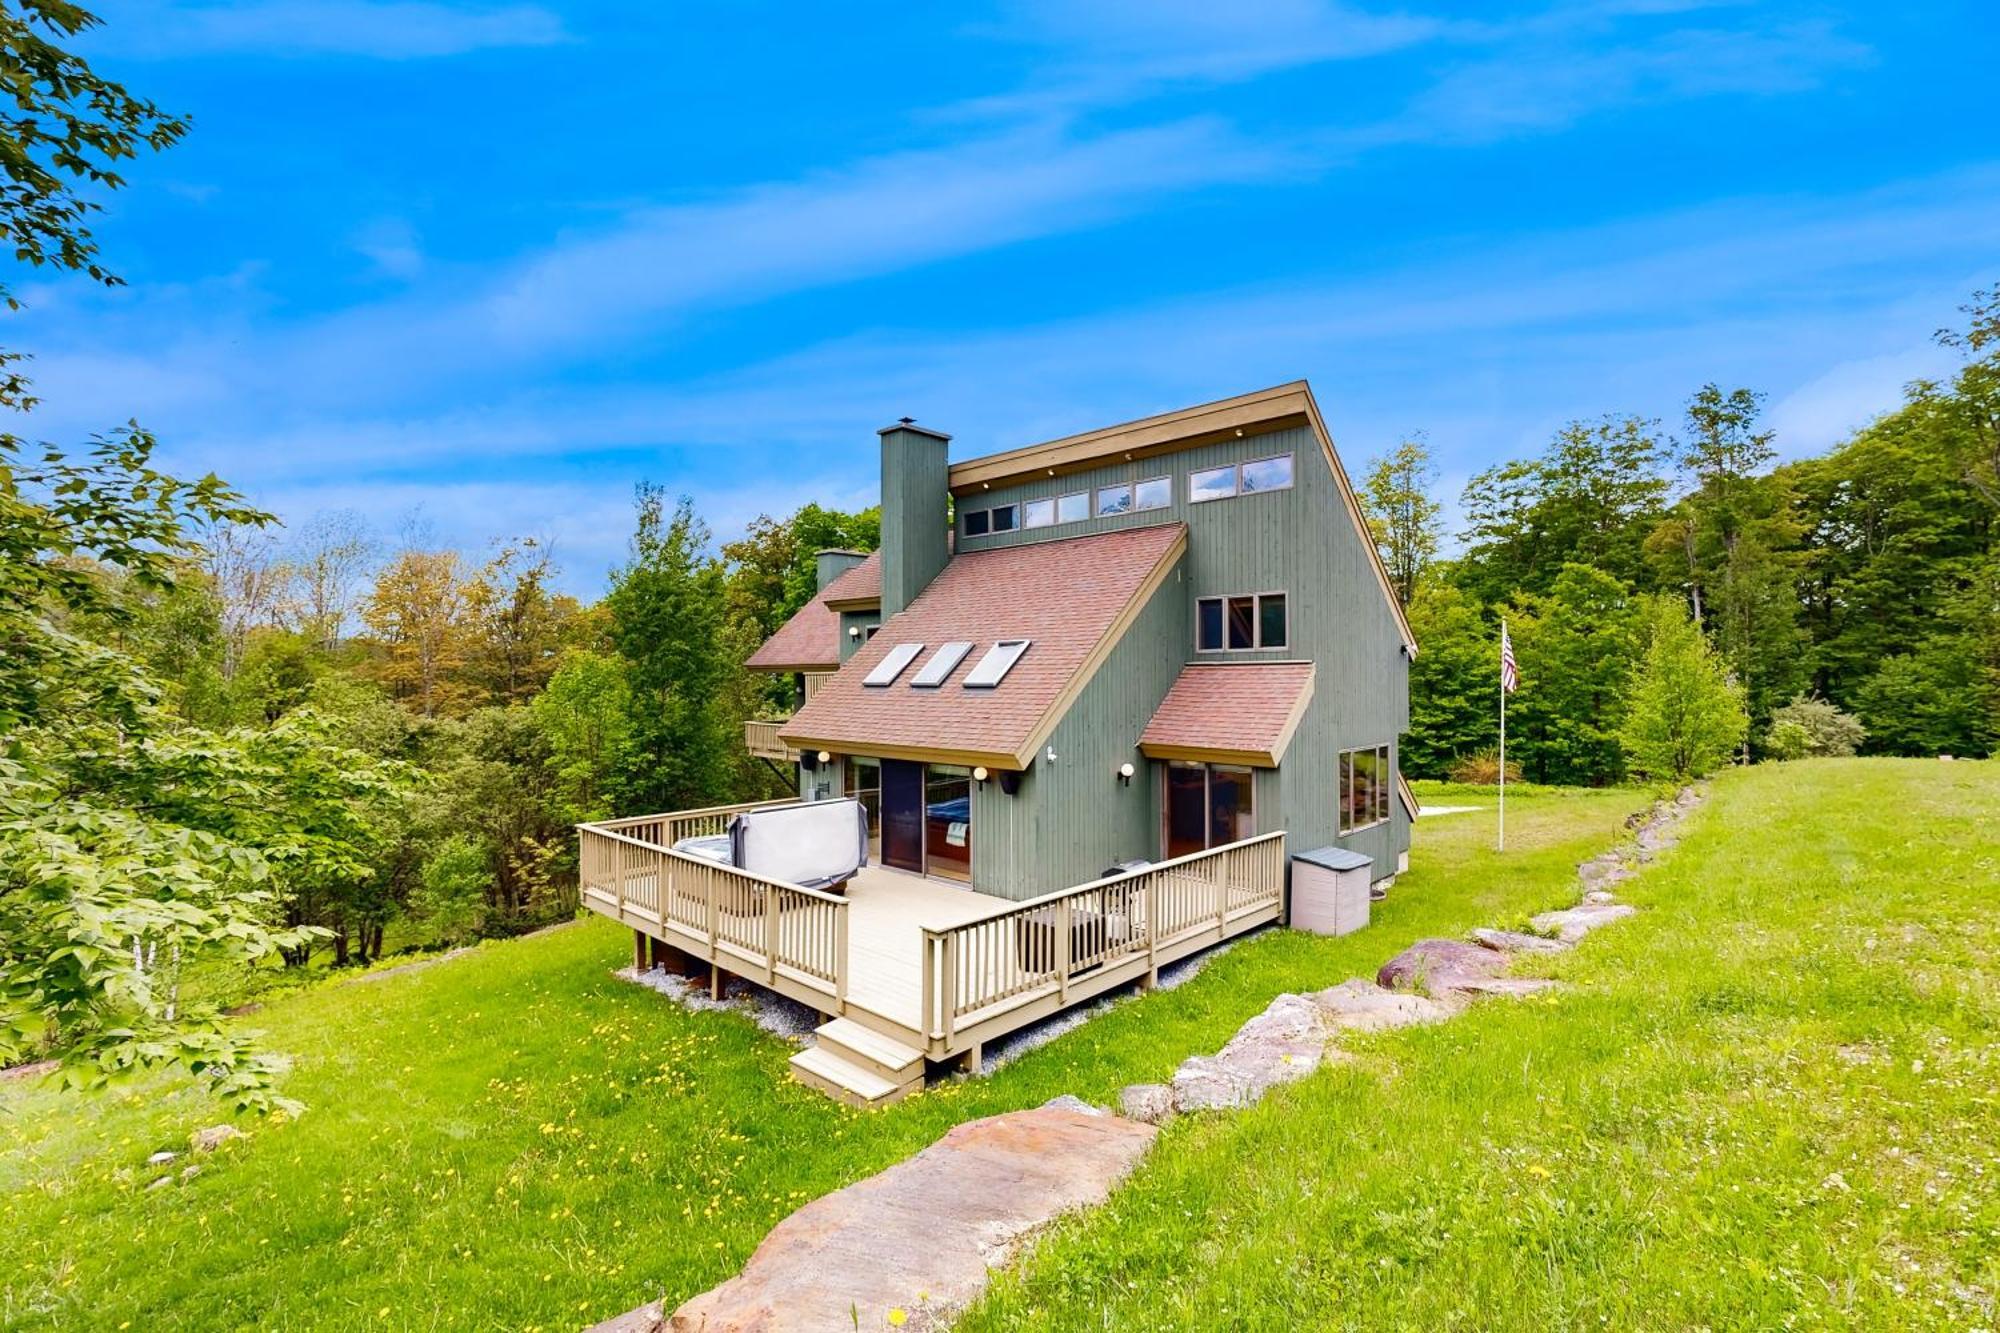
<box><xmin>743</xmin><ymin>719</ymin><xmax>795</xmax><ymax>762</ymax></box>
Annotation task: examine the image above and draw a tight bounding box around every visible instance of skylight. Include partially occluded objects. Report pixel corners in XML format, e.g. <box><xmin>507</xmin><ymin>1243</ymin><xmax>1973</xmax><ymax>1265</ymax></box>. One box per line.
<box><xmin>911</xmin><ymin>641</ymin><xmax>973</xmax><ymax>688</ymax></box>
<box><xmin>964</xmin><ymin>639</ymin><xmax>1031</xmax><ymax>688</ymax></box>
<box><xmin>863</xmin><ymin>642</ymin><xmax>924</xmax><ymax>687</ymax></box>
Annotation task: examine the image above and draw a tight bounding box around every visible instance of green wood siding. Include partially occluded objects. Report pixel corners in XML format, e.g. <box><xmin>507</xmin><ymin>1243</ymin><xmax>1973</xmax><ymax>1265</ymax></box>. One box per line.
<box><xmin>879</xmin><ymin>426</ymin><xmax>951</xmax><ymax>619</ymax></box>
<box><xmin>956</xmin><ymin>421</ymin><xmax>1410</xmax><ymax>881</ymax></box>
<box><xmin>964</xmin><ymin>553</ymin><xmax>1191</xmax><ymax>900</ymax></box>
<box><xmin>837</xmin><ymin>610</ymin><xmax>876</xmax><ymax>662</ymax></box>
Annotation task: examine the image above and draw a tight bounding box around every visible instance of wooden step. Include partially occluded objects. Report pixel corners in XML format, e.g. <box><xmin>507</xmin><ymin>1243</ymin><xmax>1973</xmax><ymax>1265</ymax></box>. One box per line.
<box><xmin>814</xmin><ymin>1018</ymin><xmax>924</xmax><ymax>1082</ymax></box>
<box><xmin>788</xmin><ymin>1046</ymin><xmax>916</xmax><ymax>1108</ymax></box>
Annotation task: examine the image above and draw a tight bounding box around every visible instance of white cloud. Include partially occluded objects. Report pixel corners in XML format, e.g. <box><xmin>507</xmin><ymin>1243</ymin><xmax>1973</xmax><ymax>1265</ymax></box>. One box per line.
<box><xmin>90</xmin><ymin>165</ymin><xmax>2000</xmax><ymax>586</ymax></box>
<box><xmin>97</xmin><ymin>1</ymin><xmax>569</xmax><ymax>60</ymax></box>
<box><xmin>949</xmin><ymin>0</ymin><xmax>1451</xmax><ymax>120</ymax></box>
<box><xmin>351</xmin><ymin>217</ymin><xmax>426</xmax><ymax>282</ymax></box>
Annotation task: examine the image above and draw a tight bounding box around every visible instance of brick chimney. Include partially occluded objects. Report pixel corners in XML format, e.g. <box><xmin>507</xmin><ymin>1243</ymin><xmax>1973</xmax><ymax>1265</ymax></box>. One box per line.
<box><xmin>878</xmin><ymin>418</ymin><xmax>951</xmax><ymax>619</ymax></box>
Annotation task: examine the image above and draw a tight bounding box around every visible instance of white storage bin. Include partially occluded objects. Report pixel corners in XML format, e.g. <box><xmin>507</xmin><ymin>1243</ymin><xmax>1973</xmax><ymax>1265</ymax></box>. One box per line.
<box><xmin>1290</xmin><ymin>846</ymin><xmax>1373</xmax><ymax>936</ymax></box>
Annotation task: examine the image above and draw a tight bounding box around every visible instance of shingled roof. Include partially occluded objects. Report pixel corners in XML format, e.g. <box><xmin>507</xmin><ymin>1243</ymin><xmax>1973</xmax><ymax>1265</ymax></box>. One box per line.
<box><xmin>1138</xmin><ymin>662</ymin><xmax>1315</xmax><ymax>768</ymax></box>
<box><xmin>744</xmin><ymin>552</ymin><xmax>881</xmax><ymax>673</ymax></box>
<box><xmin>780</xmin><ymin>523</ymin><xmax>1187</xmax><ymax>769</ymax></box>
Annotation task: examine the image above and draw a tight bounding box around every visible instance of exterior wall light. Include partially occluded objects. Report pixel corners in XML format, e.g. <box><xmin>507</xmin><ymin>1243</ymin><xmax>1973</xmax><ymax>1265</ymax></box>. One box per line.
<box><xmin>817</xmin><ymin>750</ymin><xmax>832</xmax><ymax>764</ymax></box>
<box><xmin>972</xmin><ymin>766</ymin><xmax>989</xmax><ymax>783</ymax></box>
<box><xmin>848</xmin><ymin>625</ymin><xmax>861</xmax><ymax>638</ymax></box>
<box><xmin>1117</xmin><ymin>762</ymin><xmax>1135</xmax><ymax>786</ymax></box>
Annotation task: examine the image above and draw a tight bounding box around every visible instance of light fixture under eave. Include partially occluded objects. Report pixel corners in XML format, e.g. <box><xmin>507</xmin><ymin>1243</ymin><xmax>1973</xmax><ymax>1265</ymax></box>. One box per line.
<box><xmin>972</xmin><ymin>765</ymin><xmax>989</xmax><ymax>783</ymax></box>
<box><xmin>848</xmin><ymin>625</ymin><xmax>861</xmax><ymax>638</ymax></box>
<box><xmin>817</xmin><ymin>750</ymin><xmax>832</xmax><ymax>764</ymax></box>
<box><xmin>1117</xmin><ymin>762</ymin><xmax>1135</xmax><ymax>786</ymax></box>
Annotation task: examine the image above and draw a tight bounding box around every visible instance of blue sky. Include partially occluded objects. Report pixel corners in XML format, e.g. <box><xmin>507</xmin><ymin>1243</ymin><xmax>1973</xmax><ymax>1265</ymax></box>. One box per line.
<box><xmin>20</xmin><ymin>1</ymin><xmax>1999</xmax><ymax>592</ymax></box>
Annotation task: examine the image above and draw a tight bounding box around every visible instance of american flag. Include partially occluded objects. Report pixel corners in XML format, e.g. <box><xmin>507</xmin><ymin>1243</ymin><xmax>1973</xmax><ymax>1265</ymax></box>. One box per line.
<box><xmin>1500</xmin><ymin>622</ymin><xmax>1518</xmax><ymax>694</ymax></box>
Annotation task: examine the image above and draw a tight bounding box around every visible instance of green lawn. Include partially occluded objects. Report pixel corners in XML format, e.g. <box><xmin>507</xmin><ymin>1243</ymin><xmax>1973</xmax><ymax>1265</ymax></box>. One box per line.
<box><xmin>959</xmin><ymin>759</ymin><xmax>2000</xmax><ymax>1331</ymax></box>
<box><xmin>2</xmin><ymin>782</ymin><xmax>1635</xmax><ymax>1330</ymax></box>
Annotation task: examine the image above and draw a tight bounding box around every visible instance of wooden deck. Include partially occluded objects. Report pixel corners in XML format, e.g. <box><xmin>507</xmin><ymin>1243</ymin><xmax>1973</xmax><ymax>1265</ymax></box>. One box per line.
<box><xmin>577</xmin><ymin>802</ymin><xmax>1286</xmax><ymax>1103</ymax></box>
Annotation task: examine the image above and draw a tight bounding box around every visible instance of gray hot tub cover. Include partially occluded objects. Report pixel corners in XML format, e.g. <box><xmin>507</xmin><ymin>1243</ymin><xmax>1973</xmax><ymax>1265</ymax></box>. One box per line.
<box><xmin>728</xmin><ymin>798</ymin><xmax>869</xmax><ymax>891</ymax></box>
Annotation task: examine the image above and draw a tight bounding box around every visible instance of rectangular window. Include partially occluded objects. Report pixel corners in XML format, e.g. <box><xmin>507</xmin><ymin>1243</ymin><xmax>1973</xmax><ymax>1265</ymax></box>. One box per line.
<box><xmin>1339</xmin><ymin>743</ymin><xmax>1391</xmax><ymax>834</ymax></box>
<box><xmin>1227</xmin><ymin>595</ymin><xmax>1256</xmax><ymax>649</ymax></box>
<box><xmin>990</xmin><ymin>503</ymin><xmax>1018</xmax><ymax>532</ymax></box>
<box><xmin>864</xmin><ymin>642</ymin><xmax>924</xmax><ymax>687</ymax></box>
<box><xmin>964</xmin><ymin>508</ymin><xmax>990</xmax><ymax>537</ymax></box>
<box><xmin>847</xmin><ymin>757</ymin><xmax>882</xmax><ymax>862</ymax></box>
<box><xmin>1240</xmin><ymin>453</ymin><xmax>1295</xmax><ymax>494</ymax></box>
<box><xmin>1197</xmin><ymin>597</ymin><xmax>1224</xmax><ymax>652</ymax></box>
<box><xmin>1134</xmin><ymin>476</ymin><xmax>1171</xmax><ymax>510</ymax></box>
<box><xmin>1023</xmin><ymin>498</ymin><xmax>1056</xmax><ymax>529</ymax></box>
<box><xmin>924</xmin><ymin>764</ymin><xmax>972</xmax><ymax>882</ymax></box>
<box><xmin>1189</xmin><ymin>465</ymin><xmax>1235</xmax><ymax>503</ymax></box>
<box><xmin>1196</xmin><ymin>592</ymin><xmax>1288</xmax><ymax>652</ymax></box>
<box><xmin>1259</xmin><ymin>593</ymin><xmax>1288</xmax><ymax>649</ymax></box>
<box><xmin>1057</xmin><ymin>491</ymin><xmax>1089</xmax><ymax>524</ymax></box>
<box><xmin>910</xmin><ymin>640</ymin><xmax>973</xmax><ymax>688</ymax></box>
<box><xmin>964</xmin><ymin>639</ymin><xmax>1031</xmax><ymax>688</ymax></box>
<box><xmin>1095</xmin><ymin>483</ymin><xmax>1133</xmax><ymax>516</ymax></box>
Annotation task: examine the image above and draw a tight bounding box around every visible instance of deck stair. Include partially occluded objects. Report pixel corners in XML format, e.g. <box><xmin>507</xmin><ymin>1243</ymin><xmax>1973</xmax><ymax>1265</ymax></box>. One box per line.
<box><xmin>790</xmin><ymin>1019</ymin><xmax>926</xmax><ymax>1107</ymax></box>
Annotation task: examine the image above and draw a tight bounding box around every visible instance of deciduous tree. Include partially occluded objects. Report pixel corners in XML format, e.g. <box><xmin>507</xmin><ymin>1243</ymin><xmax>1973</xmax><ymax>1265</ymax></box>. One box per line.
<box><xmin>1619</xmin><ymin>597</ymin><xmax>1749</xmax><ymax>783</ymax></box>
<box><xmin>1362</xmin><ymin>436</ymin><xmax>1441</xmax><ymax>604</ymax></box>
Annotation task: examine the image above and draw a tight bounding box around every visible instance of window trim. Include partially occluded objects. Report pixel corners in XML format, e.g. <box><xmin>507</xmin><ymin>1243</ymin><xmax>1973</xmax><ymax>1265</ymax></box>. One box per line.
<box><xmin>1188</xmin><ymin>463</ymin><xmax>1236</xmax><ymax>504</ymax></box>
<box><xmin>1195</xmin><ymin>590</ymin><xmax>1290</xmax><ymax>652</ymax></box>
<box><xmin>1094</xmin><ymin>482</ymin><xmax>1133</xmax><ymax>517</ymax></box>
<box><xmin>1238</xmin><ymin>452</ymin><xmax>1296</xmax><ymax>496</ymax></box>
<box><xmin>1133</xmin><ymin>475</ymin><xmax>1172</xmax><ymax>511</ymax></box>
<box><xmin>1056</xmin><ymin>490</ymin><xmax>1090</xmax><ymax>524</ymax></box>
<box><xmin>963</xmin><ymin>508</ymin><xmax>990</xmax><ymax>537</ymax></box>
<box><xmin>1189</xmin><ymin>452</ymin><xmax>1296</xmax><ymax>504</ymax></box>
<box><xmin>1337</xmin><ymin>742</ymin><xmax>1393</xmax><ymax>835</ymax></box>
<box><xmin>1022</xmin><ymin>497</ymin><xmax>1057</xmax><ymax>529</ymax></box>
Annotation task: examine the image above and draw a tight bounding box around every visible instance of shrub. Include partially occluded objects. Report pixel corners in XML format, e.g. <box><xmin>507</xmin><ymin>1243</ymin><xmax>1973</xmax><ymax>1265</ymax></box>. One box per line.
<box><xmin>1765</xmin><ymin>694</ymin><xmax>1866</xmax><ymax>759</ymax></box>
<box><xmin>1766</xmin><ymin>719</ymin><xmax>1813</xmax><ymax>761</ymax></box>
<box><xmin>1448</xmin><ymin>751</ymin><xmax>1524</xmax><ymax>784</ymax></box>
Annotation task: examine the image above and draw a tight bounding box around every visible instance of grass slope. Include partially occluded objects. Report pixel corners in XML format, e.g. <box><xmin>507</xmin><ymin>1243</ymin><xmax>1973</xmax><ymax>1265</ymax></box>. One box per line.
<box><xmin>959</xmin><ymin>759</ymin><xmax>2000</xmax><ymax>1331</ymax></box>
<box><xmin>3</xmin><ymin>784</ymin><xmax>1634</xmax><ymax>1330</ymax></box>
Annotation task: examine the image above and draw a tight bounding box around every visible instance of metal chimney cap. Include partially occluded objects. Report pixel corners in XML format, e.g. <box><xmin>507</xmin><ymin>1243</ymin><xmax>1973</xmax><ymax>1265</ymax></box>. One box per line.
<box><xmin>877</xmin><ymin>418</ymin><xmax>952</xmax><ymax>441</ymax></box>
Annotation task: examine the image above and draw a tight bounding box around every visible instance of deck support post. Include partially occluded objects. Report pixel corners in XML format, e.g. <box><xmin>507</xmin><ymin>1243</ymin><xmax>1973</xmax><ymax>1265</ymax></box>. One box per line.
<box><xmin>1056</xmin><ymin>897</ymin><xmax>1072</xmax><ymax>1003</ymax></box>
<box><xmin>958</xmin><ymin>1041</ymin><xmax>982</xmax><ymax>1075</ymax></box>
<box><xmin>632</xmin><ymin>929</ymin><xmax>647</xmax><ymax>971</ymax></box>
<box><xmin>709</xmin><ymin>963</ymin><xmax>723</xmax><ymax>1000</ymax></box>
<box><xmin>920</xmin><ymin>931</ymin><xmax>937</xmax><ymax>1044</ymax></box>
<box><xmin>764</xmin><ymin>887</ymin><xmax>779</xmax><ymax>985</ymax></box>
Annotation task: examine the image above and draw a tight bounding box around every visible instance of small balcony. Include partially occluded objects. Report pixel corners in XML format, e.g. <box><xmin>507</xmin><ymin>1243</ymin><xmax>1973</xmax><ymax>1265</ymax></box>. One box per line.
<box><xmin>744</xmin><ymin>719</ymin><xmax>795</xmax><ymax>763</ymax></box>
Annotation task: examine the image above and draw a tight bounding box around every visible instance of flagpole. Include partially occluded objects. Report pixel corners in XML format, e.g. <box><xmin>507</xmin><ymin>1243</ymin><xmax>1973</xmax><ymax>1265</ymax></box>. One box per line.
<box><xmin>1498</xmin><ymin>617</ymin><xmax>1507</xmax><ymax>853</ymax></box>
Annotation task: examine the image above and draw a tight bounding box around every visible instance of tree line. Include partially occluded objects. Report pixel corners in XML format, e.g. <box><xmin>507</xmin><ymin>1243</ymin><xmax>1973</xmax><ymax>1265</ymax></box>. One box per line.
<box><xmin>1364</xmin><ymin>295</ymin><xmax>2000</xmax><ymax>785</ymax></box>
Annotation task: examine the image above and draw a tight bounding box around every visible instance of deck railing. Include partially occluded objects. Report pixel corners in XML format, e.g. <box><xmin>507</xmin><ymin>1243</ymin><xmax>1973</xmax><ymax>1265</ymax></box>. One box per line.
<box><xmin>578</xmin><ymin>809</ymin><xmax>848</xmax><ymax>1002</ymax></box>
<box><xmin>594</xmin><ymin>797</ymin><xmax>797</xmax><ymax>849</ymax></box>
<box><xmin>918</xmin><ymin>832</ymin><xmax>1286</xmax><ymax>1044</ymax></box>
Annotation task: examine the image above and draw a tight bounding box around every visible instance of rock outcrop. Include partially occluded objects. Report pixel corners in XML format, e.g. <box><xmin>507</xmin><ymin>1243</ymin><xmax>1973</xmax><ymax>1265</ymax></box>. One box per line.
<box><xmin>1375</xmin><ymin>939</ymin><xmax>1512</xmax><ymax>996</ymax></box>
<box><xmin>1308</xmin><ymin>979</ymin><xmax>1455</xmax><ymax>1031</ymax></box>
<box><xmin>659</xmin><ymin>1105</ymin><xmax>1157</xmax><ymax>1332</ymax></box>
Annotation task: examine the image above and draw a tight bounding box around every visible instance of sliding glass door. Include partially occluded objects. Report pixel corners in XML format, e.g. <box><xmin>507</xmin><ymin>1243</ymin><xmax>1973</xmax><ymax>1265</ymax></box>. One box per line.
<box><xmin>1164</xmin><ymin>760</ymin><xmax>1256</xmax><ymax>859</ymax></box>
